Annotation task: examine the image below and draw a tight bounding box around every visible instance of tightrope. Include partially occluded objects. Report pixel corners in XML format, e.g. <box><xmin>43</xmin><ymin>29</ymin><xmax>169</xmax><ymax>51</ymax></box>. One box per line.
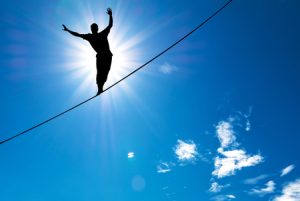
<box><xmin>0</xmin><ymin>0</ymin><xmax>233</xmax><ymax>145</ymax></box>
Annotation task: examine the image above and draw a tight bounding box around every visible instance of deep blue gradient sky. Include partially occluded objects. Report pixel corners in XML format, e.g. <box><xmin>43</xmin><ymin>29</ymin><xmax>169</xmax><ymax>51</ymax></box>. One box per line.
<box><xmin>1</xmin><ymin>0</ymin><xmax>300</xmax><ymax>201</ymax></box>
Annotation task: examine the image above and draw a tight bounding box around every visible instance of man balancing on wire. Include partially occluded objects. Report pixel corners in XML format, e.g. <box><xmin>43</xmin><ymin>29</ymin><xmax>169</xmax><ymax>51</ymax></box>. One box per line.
<box><xmin>62</xmin><ymin>8</ymin><xmax>113</xmax><ymax>95</ymax></box>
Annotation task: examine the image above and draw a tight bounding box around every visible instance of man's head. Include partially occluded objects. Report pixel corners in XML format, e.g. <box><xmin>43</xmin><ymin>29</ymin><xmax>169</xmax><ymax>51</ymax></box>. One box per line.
<box><xmin>91</xmin><ymin>23</ymin><xmax>98</xmax><ymax>34</ymax></box>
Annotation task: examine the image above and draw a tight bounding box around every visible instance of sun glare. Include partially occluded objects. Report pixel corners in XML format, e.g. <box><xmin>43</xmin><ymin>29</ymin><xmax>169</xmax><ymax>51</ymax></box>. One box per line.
<box><xmin>62</xmin><ymin>3</ymin><xmax>146</xmax><ymax>99</ymax></box>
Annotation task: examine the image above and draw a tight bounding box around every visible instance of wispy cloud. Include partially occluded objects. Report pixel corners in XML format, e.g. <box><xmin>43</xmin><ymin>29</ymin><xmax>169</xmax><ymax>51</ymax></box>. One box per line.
<box><xmin>216</xmin><ymin>121</ymin><xmax>237</xmax><ymax>148</ymax></box>
<box><xmin>162</xmin><ymin>186</ymin><xmax>169</xmax><ymax>190</ymax></box>
<box><xmin>159</xmin><ymin>62</ymin><xmax>178</xmax><ymax>74</ymax></box>
<box><xmin>213</xmin><ymin>148</ymin><xmax>263</xmax><ymax>178</ymax></box>
<box><xmin>243</xmin><ymin>107</ymin><xmax>252</xmax><ymax>131</ymax></box>
<box><xmin>157</xmin><ymin>161</ymin><xmax>174</xmax><ymax>174</ymax></box>
<box><xmin>249</xmin><ymin>180</ymin><xmax>276</xmax><ymax>197</ymax></box>
<box><xmin>280</xmin><ymin>164</ymin><xmax>295</xmax><ymax>177</ymax></box>
<box><xmin>227</xmin><ymin>195</ymin><xmax>236</xmax><ymax>199</ymax></box>
<box><xmin>273</xmin><ymin>179</ymin><xmax>300</xmax><ymax>201</ymax></box>
<box><xmin>174</xmin><ymin>139</ymin><xmax>198</xmax><ymax>163</ymax></box>
<box><xmin>211</xmin><ymin>194</ymin><xmax>236</xmax><ymax>201</ymax></box>
<box><xmin>244</xmin><ymin>174</ymin><xmax>269</xmax><ymax>185</ymax></box>
<box><xmin>209</xmin><ymin>182</ymin><xmax>230</xmax><ymax>193</ymax></box>
<box><xmin>245</xmin><ymin>120</ymin><xmax>251</xmax><ymax>132</ymax></box>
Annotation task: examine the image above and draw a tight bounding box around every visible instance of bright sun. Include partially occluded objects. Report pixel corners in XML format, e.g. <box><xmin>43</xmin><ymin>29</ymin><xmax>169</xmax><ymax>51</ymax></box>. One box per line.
<box><xmin>62</xmin><ymin>4</ymin><xmax>146</xmax><ymax>98</ymax></box>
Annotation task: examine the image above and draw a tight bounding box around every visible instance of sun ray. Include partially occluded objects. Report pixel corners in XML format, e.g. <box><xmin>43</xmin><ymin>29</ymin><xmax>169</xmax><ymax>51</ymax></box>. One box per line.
<box><xmin>61</xmin><ymin>3</ymin><xmax>151</xmax><ymax>99</ymax></box>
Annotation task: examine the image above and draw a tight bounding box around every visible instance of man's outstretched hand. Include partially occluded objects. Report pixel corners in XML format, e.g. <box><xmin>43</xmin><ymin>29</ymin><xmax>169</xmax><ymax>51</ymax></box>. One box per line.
<box><xmin>62</xmin><ymin>24</ymin><xmax>69</xmax><ymax>32</ymax></box>
<box><xmin>107</xmin><ymin>8</ymin><xmax>112</xmax><ymax>16</ymax></box>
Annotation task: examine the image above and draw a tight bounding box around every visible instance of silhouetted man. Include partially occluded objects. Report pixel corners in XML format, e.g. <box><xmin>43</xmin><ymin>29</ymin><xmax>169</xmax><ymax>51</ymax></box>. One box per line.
<box><xmin>63</xmin><ymin>8</ymin><xmax>113</xmax><ymax>95</ymax></box>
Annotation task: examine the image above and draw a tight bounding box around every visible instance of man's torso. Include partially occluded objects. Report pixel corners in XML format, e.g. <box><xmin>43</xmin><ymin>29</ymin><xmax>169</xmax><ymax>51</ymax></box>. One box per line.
<box><xmin>83</xmin><ymin>31</ymin><xmax>112</xmax><ymax>56</ymax></box>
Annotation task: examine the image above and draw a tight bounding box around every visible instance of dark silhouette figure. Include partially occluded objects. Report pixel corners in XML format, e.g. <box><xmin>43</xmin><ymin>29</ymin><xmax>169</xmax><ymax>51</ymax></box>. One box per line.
<box><xmin>63</xmin><ymin>8</ymin><xmax>113</xmax><ymax>95</ymax></box>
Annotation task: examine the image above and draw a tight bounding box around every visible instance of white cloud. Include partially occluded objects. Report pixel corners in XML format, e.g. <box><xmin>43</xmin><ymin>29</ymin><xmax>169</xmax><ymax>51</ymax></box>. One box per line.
<box><xmin>156</xmin><ymin>139</ymin><xmax>198</xmax><ymax>174</ymax></box>
<box><xmin>216</xmin><ymin>121</ymin><xmax>237</xmax><ymax>148</ymax></box>
<box><xmin>213</xmin><ymin>148</ymin><xmax>263</xmax><ymax>178</ymax></box>
<box><xmin>174</xmin><ymin>139</ymin><xmax>198</xmax><ymax>163</ymax></box>
<box><xmin>245</xmin><ymin>120</ymin><xmax>251</xmax><ymax>131</ymax></box>
<box><xmin>273</xmin><ymin>179</ymin><xmax>300</xmax><ymax>201</ymax></box>
<box><xmin>157</xmin><ymin>161</ymin><xmax>175</xmax><ymax>174</ymax></box>
<box><xmin>244</xmin><ymin>174</ymin><xmax>269</xmax><ymax>185</ymax></box>
<box><xmin>243</xmin><ymin>107</ymin><xmax>252</xmax><ymax>131</ymax></box>
<box><xmin>157</xmin><ymin>168</ymin><xmax>170</xmax><ymax>174</ymax></box>
<box><xmin>249</xmin><ymin>180</ymin><xmax>276</xmax><ymax>196</ymax></box>
<box><xmin>211</xmin><ymin>194</ymin><xmax>236</xmax><ymax>201</ymax></box>
<box><xmin>212</xmin><ymin>119</ymin><xmax>263</xmax><ymax>178</ymax></box>
<box><xmin>128</xmin><ymin>152</ymin><xmax>135</xmax><ymax>158</ymax></box>
<box><xmin>209</xmin><ymin>182</ymin><xmax>230</xmax><ymax>193</ymax></box>
<box><xmin>159</xmin><ymin>62</ymin><xmax>178</xmax><ymax>74</ymax></box>
<box><xmin>280</xmin><ymin>165</ymin><xmax>295</xmax><ymax>177</ymax></box>
<box><xmin>227</xmin><ymin>195</ymin><xmax>236</xmax><ymax>199</ymax></box>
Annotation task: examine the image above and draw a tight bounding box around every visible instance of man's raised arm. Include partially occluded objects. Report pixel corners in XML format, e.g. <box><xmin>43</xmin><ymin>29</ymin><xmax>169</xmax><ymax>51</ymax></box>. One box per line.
<box><xmin>62</xmin><ymin>24</ymin><xmax>83</xmax><ymax>38</ymax></box>
<box><xmin>106</xmin><ymin>8</ymin><xmax>113</xmax><ymax>29</ymax></box>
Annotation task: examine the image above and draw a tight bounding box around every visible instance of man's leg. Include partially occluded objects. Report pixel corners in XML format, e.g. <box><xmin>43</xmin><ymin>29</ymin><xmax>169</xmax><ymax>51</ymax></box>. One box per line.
<box><xmin>96</xmin><ymin>73</ymin><xmax>104</xmax><ymax>95</ymax></box>
<box><xmin>96</xmin><ymin>55</ymin><xmax>103</xmax><ymax>95</ymax></box>
<box><xmin>96</xmin><ymin>55</ymin><xmax>112</xmax><ymax>95</ymax></box>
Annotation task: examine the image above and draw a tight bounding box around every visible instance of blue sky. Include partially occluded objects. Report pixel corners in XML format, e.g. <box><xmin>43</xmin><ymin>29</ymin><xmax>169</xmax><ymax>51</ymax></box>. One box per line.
<box><xmin>1</xmin><ymin>0</ymin><xmax>300</xmax><ymax>200</ymax></box>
